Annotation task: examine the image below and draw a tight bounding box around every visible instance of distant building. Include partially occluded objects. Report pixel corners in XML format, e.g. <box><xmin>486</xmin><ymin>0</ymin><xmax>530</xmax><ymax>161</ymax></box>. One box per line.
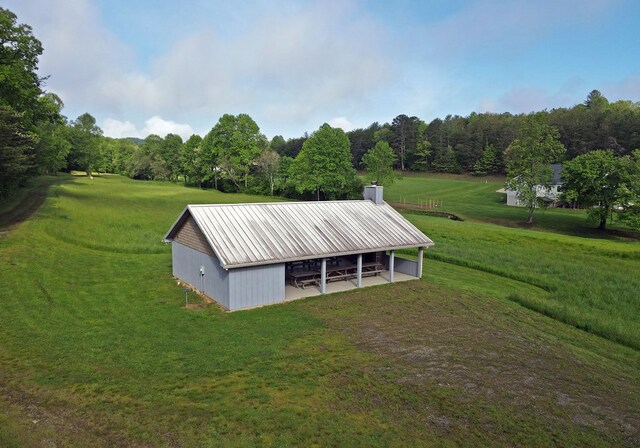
<box><xmin>499</xmin><ymin>163</ymin><xmax>563</xmax><ymax>207</ymax></box>
<box><xmin>164</xmin><ymin>185</ymin><xmax>434</xmax><ymax>311</ymax></box>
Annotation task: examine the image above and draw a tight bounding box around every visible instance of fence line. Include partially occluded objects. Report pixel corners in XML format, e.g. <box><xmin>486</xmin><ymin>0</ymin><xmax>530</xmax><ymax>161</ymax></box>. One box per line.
<box><xmin>395</xmin><ymin>198</ymin><xmax>444</xmax><ymax>210</ymax></box>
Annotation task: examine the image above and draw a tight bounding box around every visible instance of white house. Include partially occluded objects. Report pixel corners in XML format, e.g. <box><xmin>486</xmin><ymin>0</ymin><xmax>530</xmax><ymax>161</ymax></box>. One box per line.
<box><xmin>499</xmin><ymin>163</ymin><xmax>563</xmax><ymax>207</ymax></box>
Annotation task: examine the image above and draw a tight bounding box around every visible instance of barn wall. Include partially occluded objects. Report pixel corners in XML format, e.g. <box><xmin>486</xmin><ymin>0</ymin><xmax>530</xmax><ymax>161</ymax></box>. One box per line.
<box><xmin>394</xmin><ymin>257</ymin><xmax>420</xmax><ymax>277</ymax></box>
<box><xmin>172</xmin><ymin>241</ymin><xmax>229</xmax><ymax>309</ymax></box>
<box><xmin>228</xmin><ymin>263</ymin><xmax>285</xmax><ymax>311</ymax></box>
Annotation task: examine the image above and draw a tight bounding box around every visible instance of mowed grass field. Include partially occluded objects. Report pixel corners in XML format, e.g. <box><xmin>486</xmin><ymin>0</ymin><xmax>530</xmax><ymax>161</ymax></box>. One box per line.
<box><xmin>0</xmin><ymin>174</ymin><xmax>639</xmax><ymax>447</ymax></box>
<box><xmin>384</xmin><ymin>173</ymin><xmax>620</xmax><ymax>233</ymax></box>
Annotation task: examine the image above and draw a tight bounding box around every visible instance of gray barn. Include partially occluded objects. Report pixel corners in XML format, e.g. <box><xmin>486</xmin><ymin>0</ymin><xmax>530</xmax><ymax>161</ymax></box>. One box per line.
<box><xmin>164</xmin><ymin>186</ymin><xmax>434</xmax><ymax>311</ymax></box>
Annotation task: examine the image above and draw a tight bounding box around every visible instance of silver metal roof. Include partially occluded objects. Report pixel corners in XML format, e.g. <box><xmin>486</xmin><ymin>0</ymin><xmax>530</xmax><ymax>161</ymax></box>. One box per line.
<box><xmin>165</xmin><ymin>200</ymin><xmax>434</xmax><ymax>269</ymax></box>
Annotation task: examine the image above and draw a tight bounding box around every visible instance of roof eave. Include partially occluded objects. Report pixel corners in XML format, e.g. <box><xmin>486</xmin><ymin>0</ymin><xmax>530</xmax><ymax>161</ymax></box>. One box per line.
<box><xmin>222</xmin><ymin>241</ymin><xmax>434</xmax><ymax>270</ymax></box>
<box><xmin>163</xmin><ymin>205</ymin><xmax>191</xmax><ymax>241</ymax></box>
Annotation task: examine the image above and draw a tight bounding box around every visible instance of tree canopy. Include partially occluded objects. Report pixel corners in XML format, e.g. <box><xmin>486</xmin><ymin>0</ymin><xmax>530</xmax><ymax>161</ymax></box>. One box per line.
<box><xmin>562</xmin><ymin>150</ymin><xmax>639</xmax><ymax>230</ymax></box>
<box><xmin>290</xmin><ymin>124</ymin><xmax>360</xmax><ymax>200</ymax></box>
<box><xmin>0</xmin><ymin>7</ymin><xmax>45</xmax><ymax>124</ymax></box>
<box><xmin>362</xmin><ymin>141</ymin><xmax>398</xmax><ymax>186</ymax></box>
<box><xmin>504</xmin><ymin>115</ymin><xmax>566</xmax><ymax>224</ymax></box>
<box><xmin>202</xmin><ymin>113</ymin><xmax>266</xmax><ymax>190</ymax></box>
<box><xmin>4</xmin><ymin>3</ymin><xmax>640</xmax><ymax>234</ymax></box>
<box><xmin>67</xmin><ymin>113</ymin><xmax>103</xmax><ymax>175</ymax></box>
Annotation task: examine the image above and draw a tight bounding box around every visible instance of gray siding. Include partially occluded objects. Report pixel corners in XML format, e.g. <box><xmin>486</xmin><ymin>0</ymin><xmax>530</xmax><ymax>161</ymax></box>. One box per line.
<box><xmin>172</xmin><ymin>241</ymin><xmax>230</xmax><ymax>309</ymax></box>
<box><xmin>394</xmin><ymin>256</ymin><xmax>420</xmax><ymax>277</ymax></box>
<box><xmin>228</xmin><ymin>263</ymin><xmax>285</xmax><ymax>311</ymax></box>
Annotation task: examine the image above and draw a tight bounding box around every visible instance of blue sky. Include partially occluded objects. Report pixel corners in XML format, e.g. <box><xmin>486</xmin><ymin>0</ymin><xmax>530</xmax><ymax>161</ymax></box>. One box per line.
<box><xmin>6</xmin><ymin>0</ymin><xmax>640</xmax><ymax>140</ymax></box>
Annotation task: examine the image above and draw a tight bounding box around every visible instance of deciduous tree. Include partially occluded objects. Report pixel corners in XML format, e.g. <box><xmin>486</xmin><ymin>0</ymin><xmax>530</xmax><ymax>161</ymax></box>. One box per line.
<box><xmin>67</xmin><ymin>113</ymin><xmax>103</xmax><ymax>175</ymax></box>
<box><xmin>179</xmin><ymin>134</ymin><xmax>204</xmax><ymax>186</ymax></box>
<box><xmin>504</xmin><ymin>115</ymin><xmax>566</xmax><ymax>224</ymax></box>
<box><xmin>203</xmin><ymin>114</ymin><xmax>266</xmax><ymax>190</ymax></box>
<box><xmin>362</xmin><ymin>141</ymin><xmax>398</xmax><ymax>186</ymax></box>
<box><xmin>562</xmin><ymin>150</ymin><xmax>638</xmax><ymax>230</ymax></box>
<box><xmin>33</xmin><ymin>93</ymin><xmax>69</xmax><ymax>174</ymax></box>
<box><xmin>0</xmin><ymin>8</ymin><xmax>45</xmax><ymax>124</ymax></box>
<box><xmin>290</xmin><ymin>124</ymin><xmax>359</xmax><ymax>200</ymax></box>
<box><xmin>256</xmin><ymin>149</ymin><xmax>280</xmax><ymax>196</ymax></box>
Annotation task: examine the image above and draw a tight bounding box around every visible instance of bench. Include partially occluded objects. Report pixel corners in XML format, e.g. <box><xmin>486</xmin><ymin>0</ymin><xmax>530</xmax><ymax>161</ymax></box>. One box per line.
<box><xmin>287</xmin><ymin>270</ymin><xmax>320</xmax><ymax>289</ymax></box>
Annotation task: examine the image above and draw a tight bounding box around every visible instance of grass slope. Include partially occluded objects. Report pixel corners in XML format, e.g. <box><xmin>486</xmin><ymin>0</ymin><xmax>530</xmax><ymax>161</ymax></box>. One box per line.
<box><xmin>401</xmin><ymin>214</ymin><xmax>640</xmax><ymax>349</ymax></box>
<box><xmin>0</xmin><ymin>174</ymin><xmax>638</xmax><ymax>446</ymax></box>
<box><xmin>384</xmin><ymin>173</ymin><xmax>625</xmax><ymax>234</ymax></box>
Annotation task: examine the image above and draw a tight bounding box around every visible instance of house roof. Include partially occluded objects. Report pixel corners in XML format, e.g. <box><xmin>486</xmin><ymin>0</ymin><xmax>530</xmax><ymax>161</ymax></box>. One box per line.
<box><xmin>164</xmin><ymin>200</ymin><xmax>434</xmax><ymax>269</ymax></box>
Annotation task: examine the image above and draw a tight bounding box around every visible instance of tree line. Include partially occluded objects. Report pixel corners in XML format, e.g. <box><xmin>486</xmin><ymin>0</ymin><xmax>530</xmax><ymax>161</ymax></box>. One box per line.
<box><xmin>1</xmin><ymin>6</ymin><xmax>639</xmax><ymax>230</ymax></box>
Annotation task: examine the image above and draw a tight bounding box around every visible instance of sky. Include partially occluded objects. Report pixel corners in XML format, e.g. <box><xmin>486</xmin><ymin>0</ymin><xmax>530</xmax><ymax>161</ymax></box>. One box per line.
<box><xmin>5</xmin><ymin>0</ymin><xmax>640</xmax><ymax>140</ymax></box>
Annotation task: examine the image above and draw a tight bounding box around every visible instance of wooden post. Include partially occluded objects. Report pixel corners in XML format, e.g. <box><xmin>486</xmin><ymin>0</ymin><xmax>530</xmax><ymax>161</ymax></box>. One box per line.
<box><xmin>417</xmin><ymin>247</ymin><xmax>424</xmax><ymax>278</ymax></box>
<box><xmin>389</xmin><ymin>250</ymin><xmax>395</xmax><ymax>282</ymax></box>
<box><xmin>357</xmin><ymin>253</ymin><xmax>363</xmax><ymax>287</ymax></box>
<box><xmin>320</xmin><ymin>258</ymin><xmax>327</xmax><ymax>294</ymax></box>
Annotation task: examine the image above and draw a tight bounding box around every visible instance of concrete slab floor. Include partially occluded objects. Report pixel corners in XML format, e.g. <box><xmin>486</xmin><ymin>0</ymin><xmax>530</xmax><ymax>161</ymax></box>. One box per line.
<box><xmin>284</xmin><ymin>271</ymin><xmax>417</xmax><ymax>302</ymax></box>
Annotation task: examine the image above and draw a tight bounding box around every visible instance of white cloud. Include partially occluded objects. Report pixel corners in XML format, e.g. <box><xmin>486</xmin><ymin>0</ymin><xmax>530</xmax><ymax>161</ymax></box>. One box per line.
<box><xmin>7</xmin><ymin>0</ymin><xmax>394</xmax><ymax>137</ymax></box>
<box><xmin>6</xmin><ymin>0</ymin><xmax>632</xmax><ymax>139</ymax></box>
<box><xmin>102</xmin><ymin>118</ymin><xmax>139</xmax><ymax>138</ymax></box>
<box><xmin>327</xmin><ymin>117</ymin><xmax>354</xmax><ymax>132</ymax></box>
<box><xmin>142</xmin><ymin>116</ymin><xmax>194</xmax><ymax>139</ymax></box>
<box><xmin>102</xmin><ymin>116</ymin><xmax>194</xmax><ymax>140</ymax></box>
<box><xmin>5</xmin><ymin>0</ymin><xmax>133</xmax><ymax>109</ymax></box>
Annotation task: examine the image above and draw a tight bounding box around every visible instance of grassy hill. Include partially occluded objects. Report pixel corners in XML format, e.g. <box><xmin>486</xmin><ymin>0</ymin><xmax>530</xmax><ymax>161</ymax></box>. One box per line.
<box><xmin>384</xmin><ymin>172</ymin><xmax>628</xmax><ymax>234</ymax></box>
<box><xmin>0</xmin><ymin>174</ymin><xmax>638</xmax><ymax>446</ymax></box>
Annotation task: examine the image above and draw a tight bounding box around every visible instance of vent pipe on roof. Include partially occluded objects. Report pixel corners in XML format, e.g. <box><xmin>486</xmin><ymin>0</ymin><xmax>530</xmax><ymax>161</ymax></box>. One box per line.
<box><xmin>364</xmin><ymin>182</ymin><xmax>384</xmax><ymax>205</ymax></box>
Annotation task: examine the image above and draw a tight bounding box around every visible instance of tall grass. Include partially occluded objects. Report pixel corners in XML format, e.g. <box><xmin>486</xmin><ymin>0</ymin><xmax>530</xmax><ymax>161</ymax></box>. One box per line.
<box><xmin>405</xmin><ymin>214</ymin><xmax>640</xmax><ymax>349</ymax></box>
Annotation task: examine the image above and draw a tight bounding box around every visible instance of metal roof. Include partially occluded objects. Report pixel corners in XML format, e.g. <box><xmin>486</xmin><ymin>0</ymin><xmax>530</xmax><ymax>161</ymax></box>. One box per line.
<box><xmin>164</xmin><ymin>200</ymin><xmax>434</xmax><ymax>269</ymax></box>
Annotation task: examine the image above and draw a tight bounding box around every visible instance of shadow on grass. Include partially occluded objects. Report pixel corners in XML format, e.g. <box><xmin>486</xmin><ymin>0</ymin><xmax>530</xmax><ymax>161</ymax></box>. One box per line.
<box><xmin>0</xmin><ymin>175</ymin><xmax>76</xmax><ymax>231</ymax></box>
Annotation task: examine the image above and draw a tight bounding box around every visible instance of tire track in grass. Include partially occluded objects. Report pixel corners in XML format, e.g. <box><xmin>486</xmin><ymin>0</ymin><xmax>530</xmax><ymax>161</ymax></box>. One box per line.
<box><xmin>424</xmin><ymin>252</ymin><xmax>556</xmax><ymax>292</ymax></box>
<box><xmin>422</xmin><ymin>259</ymin><xmax>550</xmax><ymax>303</ymax></box>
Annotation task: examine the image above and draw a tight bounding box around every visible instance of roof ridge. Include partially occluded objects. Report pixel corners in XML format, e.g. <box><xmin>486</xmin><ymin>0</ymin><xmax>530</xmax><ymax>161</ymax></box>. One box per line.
<box><xmin>188</xmin><ymin>200</ymin><xmax>377</xmax><ymax>207</ymax></box>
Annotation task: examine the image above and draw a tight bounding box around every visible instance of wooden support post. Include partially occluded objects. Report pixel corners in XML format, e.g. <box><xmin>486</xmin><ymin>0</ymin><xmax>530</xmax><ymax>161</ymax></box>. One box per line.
<box><xmin>357</xmin><ymin>253</ymin><xmax>363</xmax><ymax>288</ymax></box>
<box><xmin>320</xmin><ymin>258</ymin><xmax>327</xmax><ymax>294</ymax></box>
<box><xmin>389</xmin><ymin>250</ymin><xmax>395</xmax><ymax>282</ymax></box>
<box><xmin>417</xmin><ymin>247</ymin><xmax>424</xmax><ymax>278</ymax></box>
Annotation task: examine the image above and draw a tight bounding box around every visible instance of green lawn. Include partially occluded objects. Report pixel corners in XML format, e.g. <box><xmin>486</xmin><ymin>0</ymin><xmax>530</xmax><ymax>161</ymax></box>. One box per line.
<box><xmin>0</xmin><ymin>174</ymin><xmax>638</xmax><ymax>446</ymax></box>
<box><xmin>384</xmin><ymin>173</ymin><xmax>626</xmax><ymax>234</ymax></box>
<box><xmin>402</xmin><ymin>215</ymin><xmax>640</xmax><ymax>349</ymax></box>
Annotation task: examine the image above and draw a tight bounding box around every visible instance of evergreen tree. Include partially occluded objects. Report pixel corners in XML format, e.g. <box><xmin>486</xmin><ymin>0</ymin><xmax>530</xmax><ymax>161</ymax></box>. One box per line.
<box><xmin>472</xmin><ymin>144</ymin><xmax>500</xmax><ymax>176</ymax></box>
<box><xmin>0</xmin><ymin>107</ymin><xmax>35</xmax><ymax>197</ymax></box>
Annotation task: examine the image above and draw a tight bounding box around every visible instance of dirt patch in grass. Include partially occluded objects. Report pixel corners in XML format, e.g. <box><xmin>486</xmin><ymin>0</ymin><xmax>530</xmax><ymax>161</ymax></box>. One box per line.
<box><xmin>0</xmin><ymin>376</ymin><xmax>137</xmax><ymax>447</ymax></box>
<box><xmin>301</xmin><ymin>281</ymin><xmax>640</xmax><ymax>446</ymax></box>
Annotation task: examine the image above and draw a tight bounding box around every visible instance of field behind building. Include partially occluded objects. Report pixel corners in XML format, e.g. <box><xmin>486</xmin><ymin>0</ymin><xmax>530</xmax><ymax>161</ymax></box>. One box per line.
<box><xmin>384</xmin><ymin>172</ymin><xmax>628</xmax><ymax>233</ymax></box>
<box><xmin>0</xmin><ymin>174</ymin><xmax>638</xmax><ymax>447</ymax></box>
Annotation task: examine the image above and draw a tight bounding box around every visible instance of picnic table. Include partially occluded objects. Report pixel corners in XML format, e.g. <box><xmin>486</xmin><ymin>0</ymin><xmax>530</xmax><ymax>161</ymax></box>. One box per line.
<box><xmin>286</xmin><ymin>260</ymin><xmax>385</xmax><ymax>289</ymax></box>
<box><xmin>287</xmin><ymin>270</ymin><xmax>320</xmax><ymax>288</ymax></box>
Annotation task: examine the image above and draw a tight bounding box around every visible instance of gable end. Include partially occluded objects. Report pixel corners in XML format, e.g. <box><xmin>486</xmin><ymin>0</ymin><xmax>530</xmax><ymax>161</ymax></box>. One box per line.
<box><xmin>173</xmin><ymin>215</ymin><xmax>214</xmax><ymax>256</ymax></box>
